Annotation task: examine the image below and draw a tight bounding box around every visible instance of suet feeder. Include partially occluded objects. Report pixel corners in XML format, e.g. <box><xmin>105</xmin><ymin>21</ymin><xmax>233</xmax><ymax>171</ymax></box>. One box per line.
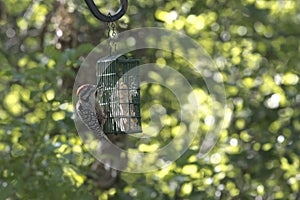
<box><xmin>85</xmin><ymin>0</ymin><xmax>140</xmax><ymax>134</ymax></box>
<box><xmin>96</xmin><ymin>55</ymin><xmax>142</xmax><ymax>134</ymax></box>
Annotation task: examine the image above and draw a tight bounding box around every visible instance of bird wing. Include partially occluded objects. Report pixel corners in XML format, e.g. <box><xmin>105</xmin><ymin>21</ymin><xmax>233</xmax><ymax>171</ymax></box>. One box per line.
<box><xmin>76</xmin><ymin>102</ymin><xmax>104</xmax><ymax>138</ymax></box>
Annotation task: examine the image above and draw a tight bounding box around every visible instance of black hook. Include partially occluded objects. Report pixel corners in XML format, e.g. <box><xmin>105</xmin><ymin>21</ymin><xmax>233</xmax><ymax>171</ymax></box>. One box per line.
<box><xmin>84</xmin><ymin>0</ymin><xmax>128</xmax><ymax>22</ymax></box>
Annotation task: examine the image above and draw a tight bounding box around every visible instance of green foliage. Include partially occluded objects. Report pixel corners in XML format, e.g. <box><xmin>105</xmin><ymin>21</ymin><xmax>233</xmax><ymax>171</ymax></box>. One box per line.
<box><xmin>0</xmin><ymin>0</ymin><xmax>299</xmax><ymax>199</ymax></box>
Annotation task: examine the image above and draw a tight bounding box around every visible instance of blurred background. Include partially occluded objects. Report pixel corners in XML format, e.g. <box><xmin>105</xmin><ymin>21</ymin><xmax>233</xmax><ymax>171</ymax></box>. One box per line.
<box><xmin>0</xmin><ymin>0</ymin><xmax>300</xmax><ymax>199</ymax></box>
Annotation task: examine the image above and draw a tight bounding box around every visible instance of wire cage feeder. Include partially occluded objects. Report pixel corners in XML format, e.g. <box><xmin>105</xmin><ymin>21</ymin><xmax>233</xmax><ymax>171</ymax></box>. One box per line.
<box><xmin>96</xmin><ymin>55</ymin><xmax>142</xmax><ymax>134</ymax></box>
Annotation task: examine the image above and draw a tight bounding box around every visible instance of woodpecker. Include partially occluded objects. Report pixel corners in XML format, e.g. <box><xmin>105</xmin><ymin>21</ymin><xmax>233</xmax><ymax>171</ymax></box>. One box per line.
<box><xmin>76</xmin><ymin>84</ymin><xmax>126</xmax><ymax>188</ymax></box>
<box><xmin>76</xmin><ymin>84</ymin><xmax>106</xmax><ymax>138</ymax></box>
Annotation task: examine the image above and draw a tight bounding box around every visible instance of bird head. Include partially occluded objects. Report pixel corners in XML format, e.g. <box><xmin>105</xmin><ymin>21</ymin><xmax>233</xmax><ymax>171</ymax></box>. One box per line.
<box><xmin>76</xmin><ymin>84</ymin><xmax>97</xmax><ymax>101</ymax></box>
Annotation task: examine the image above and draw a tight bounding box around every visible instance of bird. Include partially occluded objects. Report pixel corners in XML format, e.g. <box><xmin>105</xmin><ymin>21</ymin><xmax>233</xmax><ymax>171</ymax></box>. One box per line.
<box><xmin>76</xmin><ymin>84</ymin><xmax>128</xmax><ymax>189</ymax></box>
<box><xmin>76</xmin><ymin>84</ymin><xmax>106</xmax><ymax>139</ymax></box>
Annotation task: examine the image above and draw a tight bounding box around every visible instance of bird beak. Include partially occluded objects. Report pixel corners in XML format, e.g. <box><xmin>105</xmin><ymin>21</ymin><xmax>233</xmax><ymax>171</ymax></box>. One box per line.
<box><xmin>92</xmin><ymin>87</ymin><xmax>97</xmax><ymax>95</ymax></box>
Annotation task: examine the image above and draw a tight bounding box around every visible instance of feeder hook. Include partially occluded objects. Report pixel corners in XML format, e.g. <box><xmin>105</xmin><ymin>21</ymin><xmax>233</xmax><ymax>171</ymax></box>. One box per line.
<box><xmin>84</xmin><ymin>0</ymin><xmax>128</xmax><ymax>22</ymax></box>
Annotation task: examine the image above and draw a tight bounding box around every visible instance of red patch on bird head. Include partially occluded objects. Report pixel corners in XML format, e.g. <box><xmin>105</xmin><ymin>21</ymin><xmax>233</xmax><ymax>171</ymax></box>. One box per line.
<box><xmin>76</xmin><ymin>84</ymin><xmax>89</xmax><ymax>96</ymax></box>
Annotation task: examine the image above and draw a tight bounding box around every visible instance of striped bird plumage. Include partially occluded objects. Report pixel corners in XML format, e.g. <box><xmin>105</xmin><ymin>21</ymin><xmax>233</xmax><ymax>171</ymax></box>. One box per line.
<box><xmin>76</xmin><ymin>84</ymin><xmax>106</xmax><ymax>138</ymax></box>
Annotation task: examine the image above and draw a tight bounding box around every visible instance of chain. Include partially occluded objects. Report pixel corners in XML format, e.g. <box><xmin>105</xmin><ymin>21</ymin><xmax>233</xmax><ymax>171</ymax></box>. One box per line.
<box><xmin>106</xmin><ymin>13</ymin><xmax>117</xmax><ymax>55</ymax></box>
<box><xmin>111</xmin><ymin>22</ymin><xmax>117</xmax><ymax>52</ymax></box>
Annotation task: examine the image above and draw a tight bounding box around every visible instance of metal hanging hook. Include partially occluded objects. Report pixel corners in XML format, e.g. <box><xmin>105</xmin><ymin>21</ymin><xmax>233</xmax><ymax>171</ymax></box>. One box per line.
<box><xmin>84</xmin><ymin>0</ymin><xmax>128</xmax><ymax>22</ymax></box>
